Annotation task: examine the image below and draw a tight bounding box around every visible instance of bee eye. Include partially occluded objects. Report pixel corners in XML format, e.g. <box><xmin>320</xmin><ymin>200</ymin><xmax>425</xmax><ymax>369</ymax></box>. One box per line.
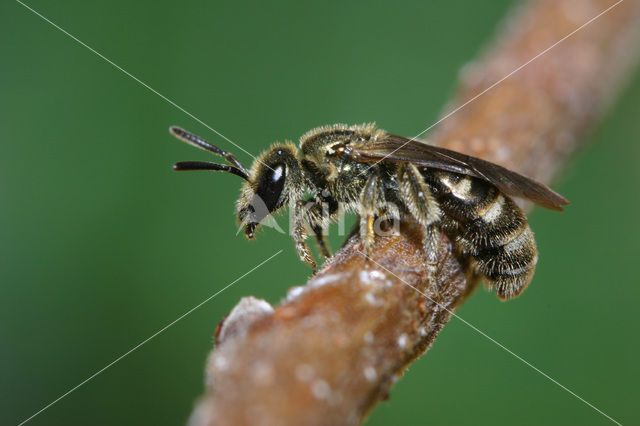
<box><xmin>256</xmin><ymin>162</ymin><xmax>286</xmax><ymax>213</ymax></box>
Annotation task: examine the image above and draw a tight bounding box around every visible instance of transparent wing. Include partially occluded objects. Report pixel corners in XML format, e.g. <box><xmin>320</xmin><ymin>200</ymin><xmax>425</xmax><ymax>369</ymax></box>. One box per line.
<box><xmin>352</xmin><ymin>134</ymin><xmax>569</xmax><ymax>211</ymax></box>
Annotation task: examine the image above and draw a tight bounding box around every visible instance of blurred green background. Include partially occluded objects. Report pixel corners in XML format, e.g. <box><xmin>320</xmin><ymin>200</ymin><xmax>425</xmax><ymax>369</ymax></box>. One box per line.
<box><xmin>2</xmin><ymin>0</ymin><xmax>639</xmax><ymax>425</ymax></box>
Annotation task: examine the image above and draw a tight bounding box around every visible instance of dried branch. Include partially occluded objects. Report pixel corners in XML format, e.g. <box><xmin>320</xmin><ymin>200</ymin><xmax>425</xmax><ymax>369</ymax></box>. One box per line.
<box><xmin>189</xmin><ymin>1</ymin><xmax>640</xmax><ymax>425</ymax></box>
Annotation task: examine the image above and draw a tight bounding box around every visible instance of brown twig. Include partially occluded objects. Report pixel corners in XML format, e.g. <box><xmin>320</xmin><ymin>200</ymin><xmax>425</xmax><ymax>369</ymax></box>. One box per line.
<box><xmin>189</xmin><ymin>1</ymin><xmax>640</xmax><ymax>425</ymax></box>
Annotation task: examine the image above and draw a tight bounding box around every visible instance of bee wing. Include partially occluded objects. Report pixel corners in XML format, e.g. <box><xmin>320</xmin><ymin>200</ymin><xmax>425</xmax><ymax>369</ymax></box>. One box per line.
<box><xmin>352</xmin><ymin>134</ymin><xmax>569</xmax><ymax>211</ymax></box>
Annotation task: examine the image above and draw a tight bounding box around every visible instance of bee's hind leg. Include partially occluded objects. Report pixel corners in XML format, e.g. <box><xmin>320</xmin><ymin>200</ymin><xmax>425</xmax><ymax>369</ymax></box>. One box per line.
<box><xmin>398</xmin><ymin>164</ymin><xmax>442</xmax><ymax>294</ymax></box>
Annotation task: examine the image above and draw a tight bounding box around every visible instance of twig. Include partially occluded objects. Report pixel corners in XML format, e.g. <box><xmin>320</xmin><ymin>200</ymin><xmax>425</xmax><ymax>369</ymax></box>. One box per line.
<box><xmin>188</xmin><ymin>1</ymin><xmax>640</xmax><ymax>425</ymax></box>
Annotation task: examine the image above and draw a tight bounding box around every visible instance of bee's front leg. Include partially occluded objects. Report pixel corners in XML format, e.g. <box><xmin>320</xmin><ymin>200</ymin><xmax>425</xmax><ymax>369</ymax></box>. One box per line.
<box><xmin>303</xmin><ymin>195</ymin><xmax>335</xmax><ymax>260</ymax></box>
<box><xmin>311</xmin><ymin>224</ymin><xmax>331</xmax><ymax>259</ymax></box>
<box><xmin>292</xmin><ymin>199</ymin><xmax>317</xmax><ymax>272</ymax></box>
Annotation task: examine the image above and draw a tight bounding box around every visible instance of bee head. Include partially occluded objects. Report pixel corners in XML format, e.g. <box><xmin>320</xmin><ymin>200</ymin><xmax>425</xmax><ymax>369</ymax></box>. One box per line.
<box><xmin>237</xmin><ymin>144</ymin><xmax>303</xmax><ymax>239</ymax></box>
<box><xmin>170</xmin><ymin>126</ymin><xmax>302</xmax><ymax>240</ymax></box>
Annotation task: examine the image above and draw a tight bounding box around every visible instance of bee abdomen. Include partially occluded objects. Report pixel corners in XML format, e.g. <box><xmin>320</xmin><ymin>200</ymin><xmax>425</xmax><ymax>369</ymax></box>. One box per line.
<box><xmin>473</xmin><ymin>224</ymin><xmax>538</xmax><ymax>299</ymax></box>
<box><xmin>460</xmin><ymin>196</ymin><xmax>537</xmax><ymax>299</ymax></box>
<box><xmin>426</xmin><ymin>171</ymin><xmax>527</xmax><ymax>247</ymax></box>
<box><xmin>462</xmin><ymin>193</ymin><xmax>528</xmax><ymax>249</ymax></box>
<box><xmin>425</xmin><ymin>171</ymin><xmax>538</xmax><ymax>299</ymax></box>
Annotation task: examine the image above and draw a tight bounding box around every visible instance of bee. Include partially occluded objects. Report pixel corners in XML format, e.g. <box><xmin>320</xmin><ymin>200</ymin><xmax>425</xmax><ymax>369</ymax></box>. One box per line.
<box><xmin>171</xmin><ymin>123</ymin><xmax>568</xmax><ymax>300</ymax></box>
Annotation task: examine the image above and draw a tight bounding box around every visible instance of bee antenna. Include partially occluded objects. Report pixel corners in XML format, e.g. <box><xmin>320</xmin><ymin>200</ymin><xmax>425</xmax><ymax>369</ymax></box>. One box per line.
<box><xmin>173</xmin><ymin>161</ymin><xmax>250</xmax><ymax>181</ymax></box>
<box><xmin>169</xmin><ymin>126</ymin><xmax>250</xmax><ymax>176</ymax></box>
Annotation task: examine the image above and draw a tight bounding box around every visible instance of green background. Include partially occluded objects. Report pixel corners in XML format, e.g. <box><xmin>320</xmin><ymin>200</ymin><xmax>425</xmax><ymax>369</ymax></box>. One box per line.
<box><xmin>2</xmin><ymin>1</ymin><xmax>639</xmax><ymax>425</ymax></box>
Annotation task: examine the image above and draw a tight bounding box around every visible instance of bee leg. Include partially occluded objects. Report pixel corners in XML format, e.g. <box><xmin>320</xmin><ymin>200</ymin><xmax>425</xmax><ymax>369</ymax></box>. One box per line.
<box><xmin>422</xmin><ymin>225</ymin><xmax>440</xmax><ymax>296</ymax></box>
<box><xmin>359</xmin><ymin>172</ymin><xmax>383</xmax><ymax>259</ymax></box>
<box><xmin>293</xmin><ymin>199</ymin><xmax>317</xmax><ymax>271</ymax></box>
<box><xmin>312</xmin><ymin>225</ymin><xmax>332</xmax><ymax>259</ymax></box>
<box><xmin>399</xmin><ymin>164</ymin><xmax>442</xmax><ymax>294</ymax></box>
<box><xmin>302</xmin><ymin>196</ymin><xmax>334</xmax><ymax>259</ymax></box>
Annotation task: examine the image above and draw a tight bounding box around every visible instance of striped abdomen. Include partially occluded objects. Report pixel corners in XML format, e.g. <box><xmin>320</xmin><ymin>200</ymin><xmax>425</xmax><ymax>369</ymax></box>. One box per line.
<box><xmin>423</xmin><ymin>170</ymin><xmax>538</xmax><ymax>300</ymax></box>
